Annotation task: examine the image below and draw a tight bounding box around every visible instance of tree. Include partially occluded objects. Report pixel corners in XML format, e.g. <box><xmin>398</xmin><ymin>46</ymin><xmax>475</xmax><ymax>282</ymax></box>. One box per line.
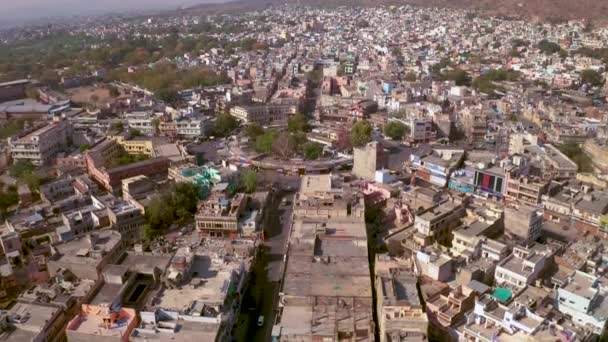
<box><xmin>350</xmin><ymin>120</ymin><xmax>373</xmax><ymax>147</ymax></box>
<box><xmin>9</xmin><ymin>160</ymin><xmax>35</xmax><ymax>178</ymax></box>
<box><xmin>384</xmin><ymin>122</ymin><xmax>408</xmax><ymax>140</ymax></box>
<box><xmin>108</xmin><ymin>86</ymin><xmax>120</xmax><ymax>97</ymax></box>
<box><xmin>580</xmin><ymin>69</ymin><xmax>604</xmax><ymax>87</ymax></box>
<box><xmin>212</xmin><ymin>113</ymin><xmax>239</xmax><ymax>137</ymax></box>
<box><xmin>537</xmin><ymin>39</ymin><xmax>563</xmax><ymax>55</ymax></box>
<box><xmin>404</xmin><ymin>72</ymin><xmax>417</xmax><ymax>82</ymax></box>
<box><xmin>246</xmin><ymin>124</ymin><xmax>265</xmax><ymax>139</ymax></box>
<box><xmin>559</xmin><ymin>143</ymin><xmax>594</xmax><ymax>172</ymax></box>
<box><xmin>272</xmin><ymin>131</ymin><xmax>295</xmax><ymax>159</ymax></box>
<box><xmin>111</xmin><ymin>121</ymin><xmax>124</xmax><ymax>132</ymax></box>
<box><xmin>241</xmin><ymin>170</ymin><xmax>257</xmax><ymax>193</ymax></box>
<box><xmin>130</xmin><ymin>128</ymin><xmax>142</xmax><ymax>137</ymax></box>
<box><xmin>287</xmin><ymin>113</ymin><xmax>309</xmax><ymax>133</ymax></box>
<box><xmin>303</xmin><ymin>142</ymin><xmax>323</xmax><ymax>160</ymax></box>
<box><xmin>254</xmin><ymin>130</ymin><xmax>277</xmax><ymax>153</ymax></box>
<box><xmin>157</xmin><ymin>88</ymin><xmax>179</xmax><ymax>106</ymax></box>
<box><xmin>443</xmin><ymin>68</ymin><xmax>471</xmax><ymax>86</ymax></box>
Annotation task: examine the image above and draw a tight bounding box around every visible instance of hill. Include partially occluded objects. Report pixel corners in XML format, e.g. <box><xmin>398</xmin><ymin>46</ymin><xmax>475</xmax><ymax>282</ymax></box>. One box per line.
<box><xmin>181</xmin><ymin>0</ymin><xmax>607</xmax><ymax>24</ymax></box>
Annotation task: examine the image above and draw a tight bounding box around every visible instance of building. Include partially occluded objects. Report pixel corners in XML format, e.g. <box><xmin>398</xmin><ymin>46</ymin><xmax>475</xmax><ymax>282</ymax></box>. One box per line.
<box><xmin>47</xmin><ymin>231</ymin><xmax>123</xmax><ymax>281</ymax></box>
<box><xmin>277</xmin><ymin>175</ymin><xmax>374</xmax><ymax>341</ymax></box>
<box><xmin>7</xmin><ymin>120</ymin><xmax>71</xmax><ymax>165</ymax></box>
<box><xmin>0</xmin><ymin>79</ymin><xmax>29</xmax><ymax>102</ymax></box>
<box><xmin>409</xmin><ymin>118</ymin><xmax>436</xmax><ymax>144</ymax></box>
<box><xmin>377</xmin><ymin>269</ymin><xmax>428</xmax><ymax>341</ymax></box>
<box><xmin>413</xmin><ymin>200</ymin><xmax>466</xmax><ymax>247</ymax></box>
<box><xmin>426</xmin><ymin>285</ymin><xmax>476</xmax><ymax>328</ymax></box>
<box><xmin>229</xmin><ymin>103</ymin><xmax>296</xmax><ymax>126</ymax></box>
<box><xmin>494</xmin><ymin>244</ymin><xmax>549</xmax><ymax>290</ymax></box>
<box><xmin>556</xmin><ymin>270</ymin><xmax>608</xmax><ymax>335</ymax></box>
<box><xmin>473</xmin><ymin>166</ymin><xmax>506</xmax><ymax>199</ymax></box>
<box><xmin>462</xmin><ymin>107</ymin><xmax>487</xmax><ymax>145</ymax></box>
<box><xmin>504</xmin><ymin>204</ymin><xmax>542</xmax><ymax>244</ymax></box>
<box><xmin>353</xmin><ymin>141</ymin><xmax>385</xmax><ymax>181</ymax></box>
<box><xmin>195</xmin><ymin>193</ymin><xmax>248</xmax><ymax>239</ymax></box>
<box><xmin>505</xmin><ymin>175</ymin><xmax>550</xmax><ymax>206</ymax></box>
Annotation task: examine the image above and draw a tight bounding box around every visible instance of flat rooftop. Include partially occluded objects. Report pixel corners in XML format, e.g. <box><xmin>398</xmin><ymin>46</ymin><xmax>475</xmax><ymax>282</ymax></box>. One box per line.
<box><xmin>52</xmin><ymin>230</ymin><xmax>121</xmax><ymax>266</ymax></box>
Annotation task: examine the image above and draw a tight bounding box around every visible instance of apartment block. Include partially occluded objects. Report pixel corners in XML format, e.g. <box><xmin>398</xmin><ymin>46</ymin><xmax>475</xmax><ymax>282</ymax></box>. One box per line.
<box><xmin>195</xmin><ymin>193</ymin><xmax>248</xmax><ymax>239</ymax></box>
<box><xmin>229</xmin><ymin>103</ymin><xmax>296</xmax><ymax>126</ymax></box>
<box><xmin>7</xmin><ymin>120</ymin><xmax>71</xmax><ymax>165</ymax></box>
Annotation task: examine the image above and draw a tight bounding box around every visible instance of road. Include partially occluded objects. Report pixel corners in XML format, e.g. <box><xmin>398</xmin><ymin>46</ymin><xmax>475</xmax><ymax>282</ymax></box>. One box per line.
<box><xmin>233</xmin><ymin>189</ymin><xmax>296</xmax><ymax>342</ymax></box>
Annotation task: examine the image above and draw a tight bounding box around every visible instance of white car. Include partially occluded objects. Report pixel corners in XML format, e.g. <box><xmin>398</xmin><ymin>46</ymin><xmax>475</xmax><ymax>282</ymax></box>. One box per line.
<box><xmin>257</xmin><ymin>315</ymin><xmax>265</xmax><ymax>327</ymax></box>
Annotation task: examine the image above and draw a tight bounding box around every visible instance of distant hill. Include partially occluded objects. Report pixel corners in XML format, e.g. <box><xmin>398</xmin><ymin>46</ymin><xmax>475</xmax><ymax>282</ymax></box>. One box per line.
<box><xmin>181</xmin><ymin>0</ymin><xmax>608</xmax><ymax>24</ymax></box>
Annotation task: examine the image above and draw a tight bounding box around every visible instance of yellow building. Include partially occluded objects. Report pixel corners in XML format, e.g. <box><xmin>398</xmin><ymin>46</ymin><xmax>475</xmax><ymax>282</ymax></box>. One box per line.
<box><xmin>108</xmin><ymin>134</ymin><xmax>155</xmax><ymax>156</ymax></box>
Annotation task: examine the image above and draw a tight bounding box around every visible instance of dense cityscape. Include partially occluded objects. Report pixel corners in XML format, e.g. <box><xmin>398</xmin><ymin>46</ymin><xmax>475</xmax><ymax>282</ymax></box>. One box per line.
<box><xmin>0</xmin><ymin>3</ymin><xmax>607</xmax><ymax>342</ymax></box>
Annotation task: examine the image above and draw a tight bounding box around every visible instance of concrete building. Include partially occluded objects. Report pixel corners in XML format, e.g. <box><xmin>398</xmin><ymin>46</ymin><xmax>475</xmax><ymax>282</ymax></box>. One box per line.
<box><xmin>504</xmin><ymin>204</ymin><xmax>543</xmax><ymax>244</ymax></box>
<box><xmin>556</xmin><ymin>270</ymin><xmax>608</xmax><ymax>335</ymax></box>
<box><xmin>462</xmin><ymin>107</ymin><xmax>487</xmax><ymax>145</ymax></box>
<box><xmin>195</xmin><ymin>193</ymin><xmax>248</xmax><ymax>239</ymax></box>
<box><xmin>413</xmin><ymin>200</ymin><xmax>466</xmax><ymax>247</ymax></box>
<box><xmin>277</xmin><ymin>175</ymin><xmax>374</xmax><ymax>341</ymax></box>
<box><xmin>494</xmin><ymin>244</ymin><xmax>549</xmax><ymax>290</ymax></box>
<box><xmin>0</xmin><ymin>79</ymin><xmax>29</xmax><ymax>102</ymax></box>
<box><xmin>505</xmin><ymin>175</ymin><xmax>550</xmax><ymax>206</ymax></box>
<box><xmin>353</xmin><ymin>141</ymin><xmax>385</xmax><ymax>181</ymax></box>
<box><xmin>229</xmin><ymin>103</ymin><xmax>296</xmax><ymax>126</ymax></box>
<box><xmin>7</xmin><ymin>120</ymin><xmax>71</xmax><ymax>165</ymax></box>
<box><xmin>377</xmin><ymin>270</ymin><xmax>428</xmax><ymax>342</ymax></box>
<box><xmin>409</xmin><ymin>118</ymin><xmax>436</xmax><ymax>144</ymax></box>
<box><xmin>47</xmin><ymin>231</ymin><xmax>123</xmax><ymax>281</ymax></box>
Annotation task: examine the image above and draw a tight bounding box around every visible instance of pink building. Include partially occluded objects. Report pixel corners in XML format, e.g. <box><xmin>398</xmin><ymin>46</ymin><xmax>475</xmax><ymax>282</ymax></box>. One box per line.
<box><xmin>67</xmin><ymin>304</ymin><xmax>138</xmax><ymax>342</ymax></box>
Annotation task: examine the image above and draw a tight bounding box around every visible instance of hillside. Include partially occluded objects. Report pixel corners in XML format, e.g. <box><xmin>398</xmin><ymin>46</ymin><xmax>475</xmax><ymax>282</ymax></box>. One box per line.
<box><xmin>182</xmin><ymin>0</ymin><xmax>608</xmax><ymax>23</ymax></box>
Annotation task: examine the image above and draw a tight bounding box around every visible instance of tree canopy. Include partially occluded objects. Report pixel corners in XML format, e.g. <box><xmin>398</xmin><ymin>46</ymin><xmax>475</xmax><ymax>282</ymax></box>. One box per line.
<box><xmin>287</xmin><ymin>113</ymin><xmax>310</xmax><ymax>133</ymax></box>
<box><xmin>212</xmin><ymin>113</ymin><xmax>239</xmax><ymax>137</ymax></box>
<box><xmin>144</xmin><ymin>182</ymin><xmax>200</xmax><ymax>240</ymax></box>
<box><xmin>350</xmin><ymin>120</ymin><xmax>373</xmax><ymax>147</ymax></box>
<box><xmin>384</xmin><ymin>121</ymin><xmax>408</xmax><ymax>140</ymax></box>
<box><xmin>240</xmin><ymin>170</ymin><xmax>258</xmax><ymax>193</ymax></box>
<box><xmin>580</xmin><ymin>69</ymin><xmax>604</xmax><ymax>87</ymax></box>
<box><xmin>303</xmin><ymin>142</ymin><xmax>323</xmax><ymax>160</ymax></box>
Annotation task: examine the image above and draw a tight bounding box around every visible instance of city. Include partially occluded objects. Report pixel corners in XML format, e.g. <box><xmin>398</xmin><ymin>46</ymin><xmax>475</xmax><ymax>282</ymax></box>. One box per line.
<box><xmin>0</xmin><ymin>2</ymin><xmax>607</xmax><ymax>342</ymax></box>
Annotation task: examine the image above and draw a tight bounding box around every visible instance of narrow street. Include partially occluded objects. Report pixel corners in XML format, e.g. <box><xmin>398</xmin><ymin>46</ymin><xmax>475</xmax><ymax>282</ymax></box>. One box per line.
<box><xmin>232</xmin><ymin>189</ymin><xmax>295</xmax><ymax>342</ymax></box>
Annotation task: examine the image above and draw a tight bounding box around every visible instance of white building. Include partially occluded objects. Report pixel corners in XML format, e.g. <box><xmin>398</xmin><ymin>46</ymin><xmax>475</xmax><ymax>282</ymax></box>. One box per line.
<box><xmin>557</xmin><ymin>270</ymin><xmax>608</xmax><ymax>335</ymax></box>
<box><xmin>494</xmin><ymin>244</ymin><xmax>548</xmax><ymax>290</ymax></box>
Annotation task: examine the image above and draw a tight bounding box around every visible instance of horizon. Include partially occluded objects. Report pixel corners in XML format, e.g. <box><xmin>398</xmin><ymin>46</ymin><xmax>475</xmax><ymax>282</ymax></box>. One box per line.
<box><xmin>0</xmin><ymin>0</ymin><xmax>230</xmax><ymax>26</ymax></box>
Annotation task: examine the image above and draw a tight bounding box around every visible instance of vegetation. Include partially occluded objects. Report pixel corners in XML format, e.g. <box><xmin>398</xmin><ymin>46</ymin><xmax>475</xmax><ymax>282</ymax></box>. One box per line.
<box><xmin>0</xmin><ymin>185</ymin><xmax>19</xmax><ymax>216</ymax></box>
<box><xmin>442</xmin><ymin>68</ymin><xmax>471</xmax><ymax>86</ymax></box>
<box><xmin>580</xmin><ymin>69</ymin><xmax>604</xmax><ymax>87</ymax></box>
<box><xmin>254</xmin><ymin>130</ymin><xmax>278</xmax><ymax>154</ymax></box>
<box><xmin>558</xmin><ymin>143</ymin><xmax>594</xmax><ymax>173</ymax></box>
<box><xmin>144</xmin><ymin>182</ymin><xmax>200</xmax><ymax>240</ymax></box>
<box><xmin>472</xmin><ymin>69</ymin><xmax>520</xmax><ymax>95</ymax></box>
<box><xmin>0</xmin><ymin>120</ymin><xmax>26</xmax><ymax>139</ymax></box>
<box><xmin>287</xmin><ymin>113</ymin><xmax>310</xmax><ymax>133</ymax></box>
<box><xmin>9</xmin><ymin>160</ymin><xmax>41</xmax><ymax>191</ymax></box>
<box><xmin>303</xmin><ymin>142</ymin><xmax>323</xmax><ymax>160</ymax></box>
<box><xmin>350</xmin><ymin>120</ymin><xmax>373</xmax><ymax>147</ymax></box>
<box><xmin>106</xmin><ymin>150</ymin><xmax>149</xmax><ymax>168</ymax></box>
<box><xmin>212</xmin><ymin>113</ymin><xmax>239</xmax><ymax>137</ymax></box>
<box><xmin>240</xmin><ymin>170</ymin><xmax>258</xmax><ymax>193</ymax></box>
<box><xmin>537</xmin><ymin>39</ymin><xmax>564</xmax><ymax>55</ymax></box>
<box><xmin>384</xmin><ymin>121</ymin><xmax>408</xmax><ymax>141</ymax></box>
<box><xmin>245</xmin><ymin>124</ymin><xmax>265</xmax><ymax>140</ymax></box>
<box><xmin>574</xmin><ymin>47</ymin><xmax>608</xmax><ymax>67</ymax></box>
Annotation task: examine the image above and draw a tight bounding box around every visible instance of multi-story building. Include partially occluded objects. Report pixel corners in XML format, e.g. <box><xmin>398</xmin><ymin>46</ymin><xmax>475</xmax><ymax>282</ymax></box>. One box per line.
<box><xmin>473</xmin><ymin>166</ymin><xmax>507</xmax><ymax>200</ymax></box>
<box><xmin>125</xmin><ymin>111</ymin><xmax>156</xmax><ymax>135</ymax></box>
<box><xmin>0</xmin><ymin>79</ymin><xmax>29</xmax><ymax>101</ymax></box>
<box><xmin>195</xmin><ymin>193</ymin><xmax>248</xmax><ymax>239</ymax></box>
<box><xmin>426</xmin><ymin>285</ymin><xmax>476</xmax><ymax>328</ymax></box>
<box><xmin>462</xmin><ymin>107</ymin><xmax>487</xmax><ymax>145</ymax></box>
<box><xmin>504</xmin><ymin>204</ymin><xmax>543</xmax><ymax>244</ymax></box>
<box><xmin>408</xmin><ymin>118</ymin><xmax>436</xmax><ymax>144</ymax></box>
<box><xmin>353</xmin><ymin>141</ymin><xmax>385</xmax><ymax>181</ymax></box>
<box><xmin>377</xmin><ymin>270</ymin><xmax>428</xmax><ymax>342</ymax></box>
<box><xmin>556</xmin><ymin>270</ymin><xmax>608</xmax><ymax>335</ymax></box>
<box><xmin>7</xmin><ymin>120</ymin><xmax>71</xmax><ymax>165</ymax></box>
<box><xmin>505</xmin><ymin>175</ymin><xmax>550</xmax><ymax>206</ymax></box>
<box><xmin>494</xmin><ymin>244</ymin><xmax>549</xmax><ymax>290</ymax></box>
<box><xmin>229</xmin><ymin>103</ymin><xmax>296</xmax><ymax>126</ymax></box>
<box><xmin>413</xmin><ymin>200</ymin><xmax>466</xmax><ymax>247</ymax></box>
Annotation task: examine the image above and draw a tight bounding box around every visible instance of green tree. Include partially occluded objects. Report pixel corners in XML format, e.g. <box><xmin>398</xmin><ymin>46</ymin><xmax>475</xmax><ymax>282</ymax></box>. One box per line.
<box><xmin>580</xmin><ymin>69</ymin><xmax>604</xmax><ymax>87</ymax></box>
<box><xmin>241</xmin><ymin>170</ymin><xmax>257</xmax><ymax>193</ymax></box>
<box><xmin>111</xmin><ymin>121</ymin><xmax>124</xmax><ymax>132</ymax></box>
<box><xmin>350</xmin><ymin>120</ymin><xmax>373</xmax><ymax>147</ymax></box>
<box><xmin>303</xmin><ymin>142</ymin><xmax>323</xmax><ymax>160</ymax></box>
<box><xmin>254</xmin><ymin>130</ymin><xmax>277</xmax><ymax>153</ymax></box>
<box><xmin>287</xmin><ymin>113</ymin><xmax>309</xmax><ymax>133</ymax></box>
<box><xmin>9</xmin><ymin>160</ymin><xmax>35</xmax><ymax>178</ymax></box>
<box><xmin>443</xmin><ymin>68</ymin><xmax>471</xmax><ymax>86</ymax></box>
<box><xmin>384</xmin><ymin>121</ymin><xmax>408</xmax><ymax>140</ymax></box>
<box><xmin>157</xmin><ymin>88</ymin><xmax>179</xmax><ymax>106</ymax></box>
<box><xmin>537</xmin><ymin>39</ymin><xmax>563</xmax><ymax>55</ymax></box>
<box><xmin>559</xmin><ymin>143</ymin><xmax>594</xmax><ymax>172</ymax></box>
<box><xmin>212</xmin><ymin>113</ymin><xmax>239</xmax><ymax>137</ymax></box>
<box><xmin>246</xmin><ymin>124</ymin><xmax>265</xmax><ymax>139</ymax></box>
<box><xmin>404</xmin><ymin>72</ymin><xmax>417</xmax><ymax>82</ymax></box>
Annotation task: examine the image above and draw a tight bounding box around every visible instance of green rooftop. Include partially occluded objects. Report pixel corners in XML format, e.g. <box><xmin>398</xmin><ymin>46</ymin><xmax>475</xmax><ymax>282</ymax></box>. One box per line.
<box><xmin>492</xmin><ymin>287</ymin><xmax>512</xmax><ymax>302</ymax></box>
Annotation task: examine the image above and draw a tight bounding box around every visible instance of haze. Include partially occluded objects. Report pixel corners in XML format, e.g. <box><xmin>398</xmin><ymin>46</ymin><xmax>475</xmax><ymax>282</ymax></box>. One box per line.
<box><xmin>0</xmin><ymin>0</ymin><xmax>226</xmax><ymax>25</ymax></box>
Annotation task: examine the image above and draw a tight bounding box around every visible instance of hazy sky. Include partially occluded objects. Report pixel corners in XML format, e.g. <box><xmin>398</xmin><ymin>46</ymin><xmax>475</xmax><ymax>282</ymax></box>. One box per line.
<box><xmin>0</xmin><ymin>0</ymin><xmax>223</xmax><ymax>25</ymax></box>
